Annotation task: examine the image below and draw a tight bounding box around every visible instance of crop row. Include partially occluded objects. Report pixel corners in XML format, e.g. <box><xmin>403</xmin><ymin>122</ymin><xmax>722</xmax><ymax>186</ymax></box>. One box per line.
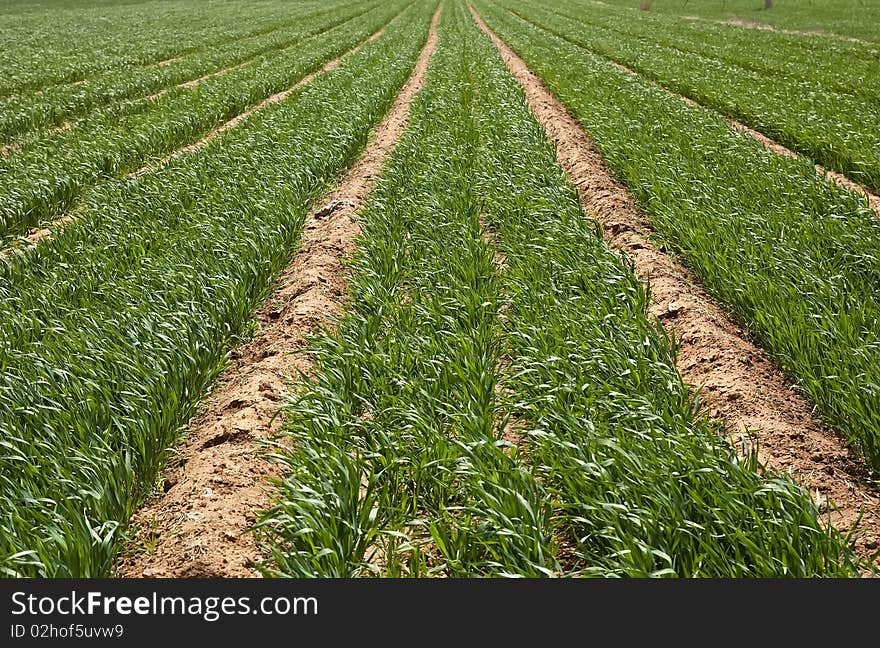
<box><xmin>495</xmin><ymin>0</ymin><xmax>880</xmax><ymax>192</ymax></box>
<box><xmin>473</xmin><ymin>0</ymin><xmax>880</xmax><ymax>471</ymax></box>
<box><xmin>0</xmin><ymin>0</ymin><xmax>379</xmax><ymax>141</ymax></box>
<box><xmin>0</xmin><ymin>0</ymin><xmax>348</xmax><ymax>96</ymax></box>
<box><xmin>549</xmin><ymin>0</ymin><xmax>880</xmax><ymax>101</ymax></box>
<box><xmin>594</xmin><ymin>0</ymin><xmax>880</xmax><ymax>44</ymax></box>
<box><xmin>0</xmin><ymin>0</ymin><xmax>437</xmax><ymax>578</ymax></box>
<box><xmin>257</xmin><ymin>0</ymin><xmax>855</xmax><ymax>578</ymax></box>
<box><xmin>0</xmin><ymin>0</ymin><xmax>408</xmax><ymax>246</ymax></box>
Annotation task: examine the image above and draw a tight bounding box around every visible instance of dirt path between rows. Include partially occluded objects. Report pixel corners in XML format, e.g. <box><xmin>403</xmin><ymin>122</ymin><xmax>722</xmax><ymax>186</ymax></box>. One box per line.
<box><xmin>470</xmin><ymin>4</ymin><xmax>880</xmax><ymax>569</ymax></box>
<box><xmin>0</xmin><ymin>22</ymin><xmax>395</xmax><ymax>263</ymax></box>
<box><xmin>117</xmin><ymin>6</ymin><xmax>441</xmax><ymax>578</ymax></box>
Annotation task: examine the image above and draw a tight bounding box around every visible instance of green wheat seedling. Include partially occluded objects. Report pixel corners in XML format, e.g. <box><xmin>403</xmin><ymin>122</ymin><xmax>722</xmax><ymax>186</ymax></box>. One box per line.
<box><xmin>0</xmin><ymin>0</ymin><xmax>409</xmax><ymax>245</ymax></box>
<box><xmin>476</xmin><ymin>0</ymin><xmax>880</xmax><ymax>474</ymax></box>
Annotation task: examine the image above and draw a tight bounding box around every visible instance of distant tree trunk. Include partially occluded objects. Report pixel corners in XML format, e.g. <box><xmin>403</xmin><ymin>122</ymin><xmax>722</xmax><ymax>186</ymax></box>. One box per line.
<box><xmin>764</xmin><ymin>0</ymin><xmax>773</xmax><ymax>8</ymax></box>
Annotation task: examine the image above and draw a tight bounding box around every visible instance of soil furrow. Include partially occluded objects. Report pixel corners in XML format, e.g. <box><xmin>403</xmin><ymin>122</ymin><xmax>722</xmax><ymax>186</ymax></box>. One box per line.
<box><xmin>469</xmin><ymin>3</ymin><xmax>880</xmax><ymax>567</ymax></box>
<box><xmin>0</xmin><ymin>142</ymin><xmax>19</xmax><ymax>158</ymax></box>
<box><xmin>116</xmin><ymin>5</ymin><xmax>441</xmax><ymax>578</ymax></box>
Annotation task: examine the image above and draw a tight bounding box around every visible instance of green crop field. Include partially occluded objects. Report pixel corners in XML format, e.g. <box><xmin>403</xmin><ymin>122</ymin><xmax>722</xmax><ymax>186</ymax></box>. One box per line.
<box><xmin>596</xmin><ymin>0</ymin><xmax>880</xmax><ymax>43</ymax></box>
<box><xmin>0</xmin><ymin>0</ymin><xmax>877</xmax><ymax>579</ymax></box>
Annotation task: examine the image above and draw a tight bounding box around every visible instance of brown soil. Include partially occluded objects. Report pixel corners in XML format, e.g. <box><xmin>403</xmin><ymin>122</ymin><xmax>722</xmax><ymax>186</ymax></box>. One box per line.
<box><xmin>48</xmin><ymin>120</ymin><xmax>73</xmax><ymax>135</ymax></box>
<box><xmin>143</xmin><ymin>89</ymin><xmax>167</xmax><ymax>102</ymax></box>
<box><xmin>0</xmin><ymin>213</ymin><xmax>79</xmax><ymax>262</ymax></box>
<box><xmin>470</xmin><ymin>4</ymin><xmax>880</xmax><ymax>568</ymax></box>
<box><xmin>1</xmin><ymin>117</ymin><xmax>71</xmax><ymax>160</ymax></box>
<box><xmin>0</xmin><ymin>142</ymin><xmax>20</xmax><ymax>158</ymax></box>
<box><xmin>117</xmin><ymin>6</ymin><xmax>441</xmax><ymax>578</ymax></box>
<box><xmin>478</xmin><ymin>221</ymin><xmax>525</xmax><ymax>452</ymax></box>
<box><xmin>725</xmin><ymin>17</ymin><xmax>791</xmax><ymax>32</ymax></box>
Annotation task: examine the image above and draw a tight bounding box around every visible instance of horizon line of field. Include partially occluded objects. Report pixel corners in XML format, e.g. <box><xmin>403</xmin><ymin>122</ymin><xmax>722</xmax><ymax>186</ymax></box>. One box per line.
<box><xmin>465</xmin><ymin>1</ymin><xmax>880</xmax><ymax>568</ymax></box>
<box><xmin>493</xmin><ymin>0</ymin><xmax>880</xmax><ymax>209</ymax></box>
<box><xmin>0</xmin><ymin>0</ymin><xmax>385</xmax><ymax>144</ymax></box>
<box><xmin>0</xmin><ymin>0</ymin><xmax>375</xmax><ymax>100</ymax></box>
<box><xmin>0</xmin><ymin>5</ymin><xmax>409</xmax><ymax>257</ymax></box>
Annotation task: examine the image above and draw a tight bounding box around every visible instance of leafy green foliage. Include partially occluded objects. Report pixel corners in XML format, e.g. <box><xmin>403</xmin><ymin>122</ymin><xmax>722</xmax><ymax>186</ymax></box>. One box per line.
<box><xmin>595</xmin><ymin>0</ymin><xmax>880</xmax><ymax>43</ymax></box>
<box><xmin>0</xmin><ymin>0</ymin><xmax>359</xmax><ymax>95</ymax></box>
<box><xmin>0</xmin><ymin>0</ymin><xmax>378</xmax><ymax>140</ymax></box>
<box><xmin>496</xmin><ymin>0</ymin><xmax>880</xmax><ymax>192</ymax></box>
<box><xmin>0</xmin><ymin>1</ymin><xmax>407</xmax><ymax>245</ymax></box>
<box><xmin>0</xmin><ymin>0</ymin><xmax>435</xmax><ymax>577</ymax></box>
<box><xmin>475</xmin><ymin>0</ymin><xmax>880</xmax><ymax>474</ymax></box>
<box><xmin>259</xmin><ymin>3</ymin><xmax>556</xmax><ymax>578</ymax></box>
